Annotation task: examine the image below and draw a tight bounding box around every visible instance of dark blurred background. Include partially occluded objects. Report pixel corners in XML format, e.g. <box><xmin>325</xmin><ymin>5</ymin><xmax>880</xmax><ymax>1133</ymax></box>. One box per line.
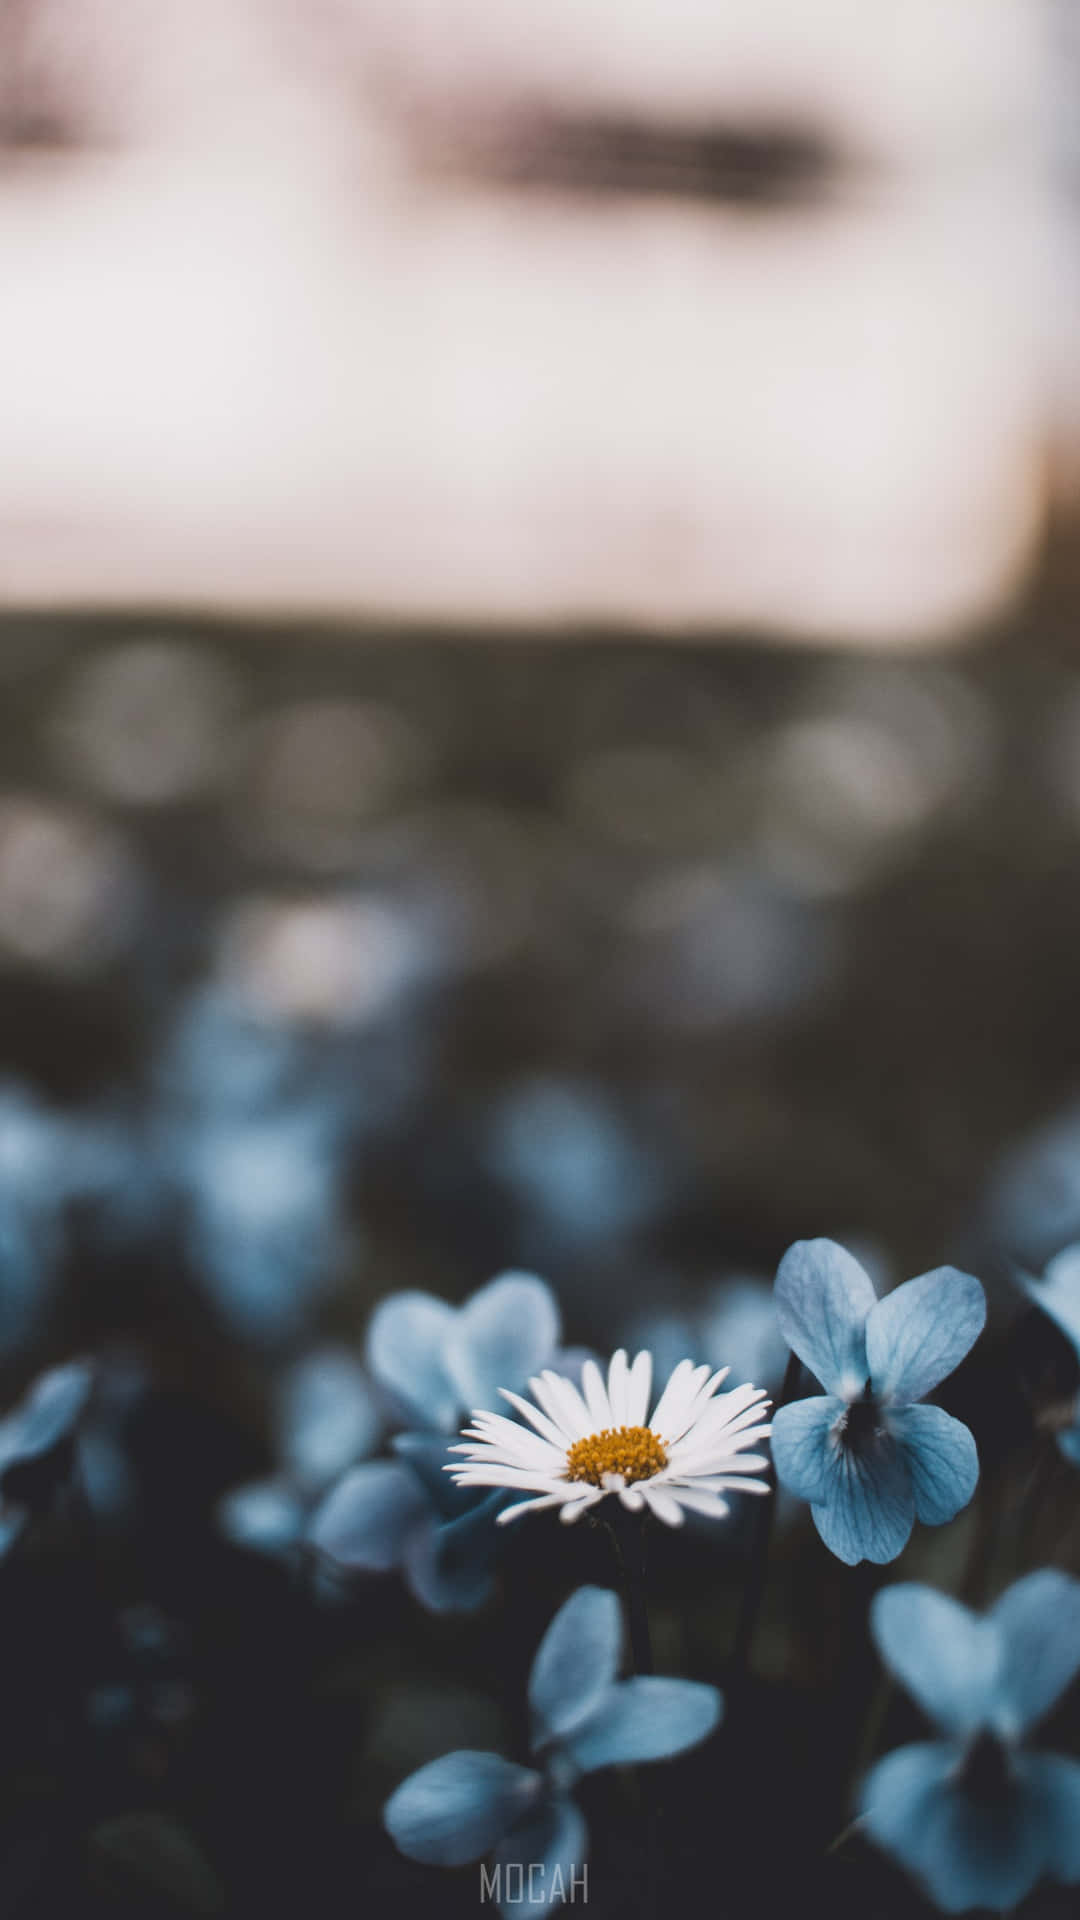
<box><xmin>3</xmin><ymin>1</ymin><xmax>1080</xmax><ymax>1915</ymax></box>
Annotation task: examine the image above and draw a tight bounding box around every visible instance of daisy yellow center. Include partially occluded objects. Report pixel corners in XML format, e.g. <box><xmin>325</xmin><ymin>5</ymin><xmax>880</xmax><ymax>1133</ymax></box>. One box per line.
<box><xmin>565</xmin><ymin>1425</ymin><xmax>668</xmax><ymax>1487</ymax></box>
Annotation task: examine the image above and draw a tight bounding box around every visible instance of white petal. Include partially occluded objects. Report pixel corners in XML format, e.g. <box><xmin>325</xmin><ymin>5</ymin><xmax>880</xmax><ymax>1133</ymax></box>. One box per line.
<box><xmin>559</xmin><ymin>1493</ymin><xmax>600</xmax><ymax>1524</ymax></box>
<box><xmin>664</xmin><ymin>1488</ymin><xmax>730</xmax><ymax>1520</ymax></box>
<box><xmin>625</xmin><ymin>1351</ymin><xmax>653</xmax><ymax>1427</ymax></box>
<box><xmin>450</xmin><ymin>1466</ymin><xmax>568</xmax><ymax>1489</ymax></box>
<box><xmin>607</xmin><ymin>1350</ymin><xmax>632</xmax><ymax>1426</ymax></box>
<box><xmin>678</xmin><ymin>1366</ymin><xmax>733</xmax><ymax>1431</ymax></box>
<box><xmin>497</xmin><ymin>1491</ymin><xmax>578</xmax><ymax>1524</ymax></box>
<box><xmin>534</xmin><ymin>1370</ymin><xmax>593</xmax><ymax>1440</ymax></box>
<box><xmin>648</xmin><ymin>1359</ymin><xmax>702</xmax><ymax>1438</ymax></box>
<box><xmin>618</xmin><ymin>1485</ymin><xmax>646</xmax><ymax>1511</ymax></box>
<box><xmin>455</xmin><ymin>1414</ymin><xmax>566</xmax><ymax>1468</ymax></box>
<box><xmin>581</xmin><ymin>1358</ymin><xmax>613</xmax><ymax>1431</ymax></box>
<box><xmin>657</xmin><ymin>1364</ymin><xmax>715</xmax><ymax>1443</ymax></box>
<box><xmin>641</xmin><ymin>1483</ymin><xmax>684</xmax><ymax>1526</ymax></box>
<box><xmin>497</xmin><ymin>1388</ymin><xmax>570</xmax><ymax>1451</ymax></box>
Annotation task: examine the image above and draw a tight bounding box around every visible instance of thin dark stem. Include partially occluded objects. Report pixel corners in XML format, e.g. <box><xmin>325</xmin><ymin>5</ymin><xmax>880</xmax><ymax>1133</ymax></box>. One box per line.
<box><xmin>608</xmin><ymin>1504</ymin><xmax>654</xmax><ymax>1675</ymax></box>
<box><xmin>729</xmin><ymin>1347</ymin><xmax>801</xmax><ymax>1689</ymax></box>
<box><xmin>602</xmin><ymin>1505</ymin><xmax>657</xmax><ymax>1920</ymax></box>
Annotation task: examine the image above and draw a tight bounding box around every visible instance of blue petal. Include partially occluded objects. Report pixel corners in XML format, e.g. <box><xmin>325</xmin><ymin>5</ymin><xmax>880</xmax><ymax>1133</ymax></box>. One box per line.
<box><xmin>308</xmin><ymin>1461</ymin><xmax>430</xmax><ymax>1571</ymax></box>
<box><xmin>8</xmin><ymin>1362</ymin><xmax>93</xmax><ymax>1459</ymax></box>
<box><xmin>218</xmin><ymin>1479</ymin><xmax>307</xmax><ymax>1555</ymax></box>
<box><xmin>493</xmin><ymin>1795</ymin><xmax>588</xmax><ymax>1916</ymax></box>
<box><xmin>991</xmin><ymin>1570</ymin><xmax>1080</xmax><ymax>1736</ymax></box>
<box><xmin>1018</xmin><ymin>1245</ymin><xmax>1080</xmax><ymax>1354</ymax></box>
<box><xmin>564</xmin><ymin>1679</ymin><xmax>721</xmax><ymax>1774</ymax></box>
<box><xmin>528</xmin><ymin>1587</ymin><xmax>622</xmax><ymax>1746</ymax></box>
<box><xmin>773</xmin><ymin>1240</ymin><xmax>875</xmax><ymax>1395</ymax></box>
<box><xmin>278</xmin><ymin>1349</ymin><xmax>380</xmax><ymax>1491</ymax></box>
<box><xmin>391</xmin><ymin>1432</ymin><xmax>478</xmax><ymax>1519</ymax></box>
<box><xmin>701</xmin><ymin>1278</ymin><xmax>789</xmax><ymax>1390</ymax></box>
<box><xmin>445</xmin><ymin>1273</ymin><xmax>561</xmax><ymax>1414</ymax></box>
<box><xmin>859</xmin><ymin>1743</ymin><xmax>1046</xmax><ymax>1914</ymax></box>
<box><xmin>1059</xmin><ymin>1422</ymin><xmax>1080</xmax><ymax>1468</ymax></box>
<box><xmin>810</xmin><ymin>1433</ymin><xmax>915</xmax><ymax>1566</ymax></box>
<box><xmin>366</xmin><ymin>1292</ymin><xmax>460</xmax><ymax>1431</ymax></box>
<box><xmin>770</xmin><ymin>1397</ymin><xmax>845</xmax><ymax>1503</ymax></box>
<box><xmin>865</xmin><ymin>1268</ymin><xmax>985</xmax><ymax>1405</ymax></box>
<box><xmin>886</xmin><ymin>1404</ymin><xmax>979</xmax><ymax>1526</ymax></box>
<box><xmin>384</xmin><ymin>1751</ymin><xmax>544</xmax><ymax>1867</ymax></box>
<box><xmin>870</xmin><ymin>1586</ymin><xmax>1000</xmax><ymax>1736</ymax></box>
<box><xmin>1020</xmin><ymin>1752</ymin><xmax>1080</xmax><ymax>1882</ymax></box>
<box><xmin>403</xmin><ymin>1492</ymin><xmax>507</xmax><ymax>1613</ymax></box>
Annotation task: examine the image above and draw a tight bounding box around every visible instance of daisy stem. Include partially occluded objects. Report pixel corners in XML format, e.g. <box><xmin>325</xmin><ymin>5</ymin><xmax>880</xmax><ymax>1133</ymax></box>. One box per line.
<box><xmin>729</xmin><ymin>1348</ymin><xmax>801</xmax><ymax>1691</ymax></box>
<box><xmin>606</xmin><ymin>1506</ymin><xmax>654</xmax><ymax>1675</ymax></box>
<box><xmin>604</xmin><ymin>1507</ymin><xmax>658</xmax><ymax>1920</ymax></box>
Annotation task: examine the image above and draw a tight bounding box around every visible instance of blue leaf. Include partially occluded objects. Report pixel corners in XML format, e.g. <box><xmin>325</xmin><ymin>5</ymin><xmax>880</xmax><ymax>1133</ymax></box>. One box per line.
<box><xmin>528</xmin><ymin>1587</ymin><xmax>622</xmax><ymax>1747</ymax></box>
<box><xmin>770</xmin><ymin>1396</ymin><xmax>844</xmax><ymax>1502</ymax></box>
<box><xmin>384</xmin><ymin>1751</ymin><xmax>544</xmax><ymax>1867</ymax></box>
<box><xmin>865</xmin><ymin>1268</ymin><xmax>985</xmax><ymax>1405</ymax></box>
<box><xmin>773</xmin><ymin>1240</ymin><xmax>875</xmax><ymax>1396</ymax></box>
<box><xmin>445</xmin><ymin>1273</ymin><xmax>561</xmax><ymax>1415</ymax></box>
<box><xmin>564</xmin><ymin>1678</ymin><xmax>721</xmax><ymax>1774</ymax></box>
<box><xmin>810</xmin><ymin>1433</ymin><xmax>915</xmax><ymax>1566</ymax></box>
<box><xmin>870</xmin><ymin>1585</ymin><xmax>1000</xmax><ymax>1736</ymax></box>
<box><xmin>308</xmin><ymin>1460</ymin><xmax>430</xmax><ymax>1571</ymax></box>
<box><xmin>366</xmin><ymin>1292</ymin><xmax>460</xmax><ymax>1431</ymax></box>
<box><xmin>886</xmin><ymin>1404</ymin><xmax>979</xmax><ymax>1526</ymax></box>
<box><xmin>492</xmin><ymin>1794</ymin><xmax>588</xmax><ymax>1916</ymax></box>
<box><xmin>991</xmin><ymin>1570</ymin><xmax>1080</xmax><ymax>1736</ymax></box>
<box><xmin>859</xmin><ymin>1743</ymin><xmax>1047</xmax><ymax>1914</ymax></box>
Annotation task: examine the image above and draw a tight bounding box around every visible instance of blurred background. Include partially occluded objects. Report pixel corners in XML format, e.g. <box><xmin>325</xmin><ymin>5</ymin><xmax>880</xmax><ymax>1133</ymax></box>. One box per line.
<box><xmin>2</xmin><ymin>3</ymin><xmax>1080</xmax><ymax>1918</ymax></box>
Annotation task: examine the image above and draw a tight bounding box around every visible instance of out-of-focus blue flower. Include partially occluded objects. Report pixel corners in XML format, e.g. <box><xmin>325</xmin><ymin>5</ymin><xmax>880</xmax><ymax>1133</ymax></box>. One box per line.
<box><xmin>218</xmin><ymin>1346</ymin><xmax>381</xmax><ymax>1556</ymax></box>
<box><xmin>384</xmin><ymin>1584</ymin><xmax>721</xmax><ymax>1915</ymax></box>
<box><xmin>771</xmin><ymin>1240</ymin><xmax>985</xmax><ymax>1565</ymax></box>
<box><xmin>1014</xmin><ymin>1246</ymin><xmax>1080</xmax><ymax>1464</ymax></box>
<box><xmin>173</xmin><ymin>1107</ymin><xmax>347</xmax><ymax>1348</ymax></box>
<box><xmin>484</xmin><ymin>1079</ymin><xmax>667</xmax><ymax>1261</ymax></box>
<box><xmin>859</xmin><ymin>1573</ymin><xmax>1080</xmax><ymax>1912</ymax></box>
<box><xmin>0</xmin><ymin>1360</ymin><xmax>94</xmax><ymax>1552</ymax></box>
<box><xmin>627</xmin><ymin>1276</ymin><xmax>789</xmax><ymax>1395</ymax></box>
<box><xmin>982</xmin><ymin>1102</ymin><xmax>1080</xmax><ymax>1274</ymax></box>
<box><xmin>309</xmin><ymin>1273</ymin><xmax>565</xmax><ymax>1611</ymax></box>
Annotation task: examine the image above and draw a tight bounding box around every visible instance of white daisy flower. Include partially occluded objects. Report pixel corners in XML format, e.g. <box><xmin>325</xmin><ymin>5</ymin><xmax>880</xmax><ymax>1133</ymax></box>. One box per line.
<box><xmin>446</xmin><ymin>1348</ymin><xmax>773</xmax><ymax>1527</ymax></box>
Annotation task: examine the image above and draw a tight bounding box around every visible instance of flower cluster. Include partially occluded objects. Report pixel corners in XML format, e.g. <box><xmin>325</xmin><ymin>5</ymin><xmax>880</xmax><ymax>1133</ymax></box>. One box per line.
<box><xmin>384</xmin><ymin>1585</ymin><xmax>721</xmax><ymax>1916</ymax></box>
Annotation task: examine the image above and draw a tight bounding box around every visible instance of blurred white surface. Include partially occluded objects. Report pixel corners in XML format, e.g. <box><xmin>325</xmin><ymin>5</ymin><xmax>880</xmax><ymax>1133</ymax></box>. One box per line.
<box><xmin>0</xmin><ymin>0</ymin><xmax>1063</xmax><ymax>641</ymax></box>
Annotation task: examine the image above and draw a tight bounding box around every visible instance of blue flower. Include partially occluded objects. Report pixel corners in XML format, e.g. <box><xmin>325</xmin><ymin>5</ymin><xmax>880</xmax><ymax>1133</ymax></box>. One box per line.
<box><xmin>627</xmin><ymin>1276</ymin><xmax>790</xmax><ymax>1396</ymax></box>
<box><xmin>1015</xmin><ymin>1246</ymin><xmax>1080</xmax><ymax>1465</ymax></box>
<box><xmin>309</xmin><ymin>1272</ymin><xmax>566</xmax><ymax>1611</ymax></box>
<box><xmin>217</xmin><ymin>1346</ymin><xmax>382</xmax><ymax>1557</ymax></box>
<box><xmin>770</xmin><ymin>1240</ymin><xmax>985</xmax><ymax>1564</ymax></box>
<box><xmin>384</xmin><ymin>1585</ymin><xmax>721</xmax><ymax>1915</ymax></box>
<box><xmin>859</xmin><ymin>1573</ymin><xmax>1080</xmax><ymax>1912</ymax></box>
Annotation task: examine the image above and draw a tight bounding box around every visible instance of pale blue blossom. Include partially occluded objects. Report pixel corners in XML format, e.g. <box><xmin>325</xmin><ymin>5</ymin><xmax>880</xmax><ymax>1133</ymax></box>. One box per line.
<box><xmin>771</xmin><ymin>1240</ymin><xmax>984</xmax><ymax>1564</ymax></box>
